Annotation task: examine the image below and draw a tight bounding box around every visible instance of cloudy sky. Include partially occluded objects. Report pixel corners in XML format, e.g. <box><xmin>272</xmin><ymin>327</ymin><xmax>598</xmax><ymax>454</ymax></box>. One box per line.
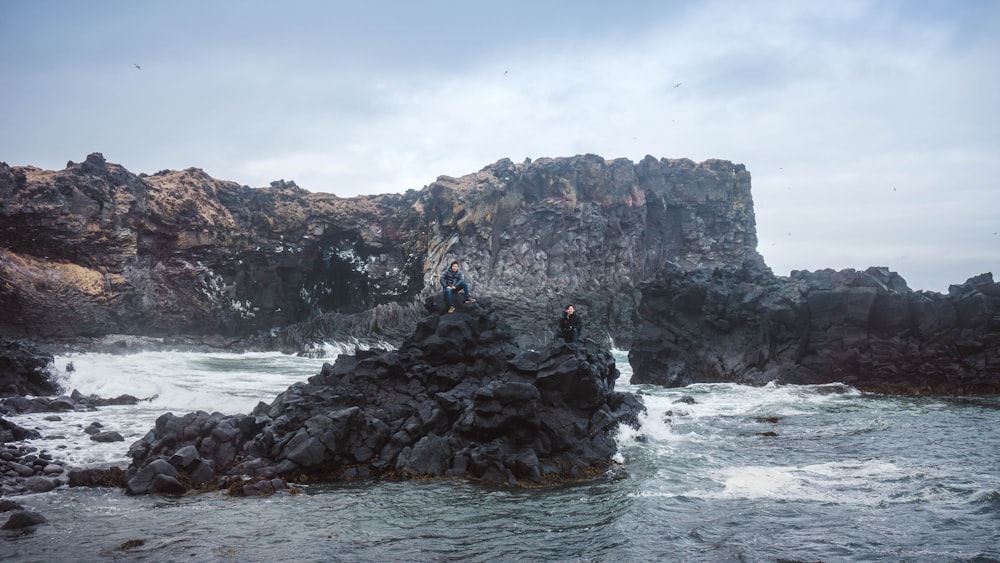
<box><xmin>3</xmin><ymin>0</ymin><xmax>998</xmax><ymax>292</ymax></box>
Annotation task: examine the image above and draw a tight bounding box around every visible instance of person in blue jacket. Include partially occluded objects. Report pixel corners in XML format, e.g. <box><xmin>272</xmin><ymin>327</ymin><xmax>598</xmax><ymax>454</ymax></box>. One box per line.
<box><xmin>441</xmin><ymin>261</ymin><xmax>476</xmax><ymax>313</ymax></box>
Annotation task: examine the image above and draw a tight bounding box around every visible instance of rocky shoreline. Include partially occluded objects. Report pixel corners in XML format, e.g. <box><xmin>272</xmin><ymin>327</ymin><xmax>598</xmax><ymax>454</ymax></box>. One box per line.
<box><xmin>123</xmin><ymin>298</ymin><xmax>644</xmax><ymax>494</ymax></box>
<box><xmin>630</xmin><ymin>261</ymin><xmax>1000</xmax><ymax>395</ymax></box>
<box><xmin>1</xmin><ymin>300</ymin><xmax>645</xmax><ymax>529</ymax></box>
<box><xmin>3</xmin><ymin>151</ymin><xmax>998</xmax><ymax>532</ymax></box>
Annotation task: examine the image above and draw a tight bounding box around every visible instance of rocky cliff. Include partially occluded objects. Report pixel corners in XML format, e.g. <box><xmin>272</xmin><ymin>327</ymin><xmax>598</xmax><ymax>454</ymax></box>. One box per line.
<box><xmin>0</xmin><ymin>153</ymin><xmax>762</xmax><ymax>350</ymax></box>
<box><xmin>629</xmin><ymin>261</ymin><xmax>1000</xmax><ymax>395</ymax></box>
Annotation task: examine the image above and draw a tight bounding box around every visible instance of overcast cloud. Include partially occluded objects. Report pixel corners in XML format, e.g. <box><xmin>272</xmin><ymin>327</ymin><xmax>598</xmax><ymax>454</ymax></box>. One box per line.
<box><xmin>2</xmin><ymin>0</ymin><xmax>998</xmax><ymax>292</ymax></box>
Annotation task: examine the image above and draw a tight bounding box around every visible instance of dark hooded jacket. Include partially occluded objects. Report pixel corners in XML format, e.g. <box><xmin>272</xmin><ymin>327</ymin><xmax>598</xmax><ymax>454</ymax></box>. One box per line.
<box><xmin>559</xmin><ymin>311</ymin><xmax>582</xmax><ymax>338</ymax></box>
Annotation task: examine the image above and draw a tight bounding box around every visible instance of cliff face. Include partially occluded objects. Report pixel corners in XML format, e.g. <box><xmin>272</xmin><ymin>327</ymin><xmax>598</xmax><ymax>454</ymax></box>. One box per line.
<box><xmin>629</xmin><ymin>262</ymin><xmax>1000</xmax><ymax>395</ymax></box>
<box><xmin>0</xmin><ymin>153</ymin><xmax>761</xmax><ymax>350</ymax></box>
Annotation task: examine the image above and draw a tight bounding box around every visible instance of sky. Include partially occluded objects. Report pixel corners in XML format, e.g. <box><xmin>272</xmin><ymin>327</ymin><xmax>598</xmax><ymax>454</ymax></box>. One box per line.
<box><xmin>2</xmin><ymin>0</ymin><xmax>998</xmax><ymax>293</ymax></box>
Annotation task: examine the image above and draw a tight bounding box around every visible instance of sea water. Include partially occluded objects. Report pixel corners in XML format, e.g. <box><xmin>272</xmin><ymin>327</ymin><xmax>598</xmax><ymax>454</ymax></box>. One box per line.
<box><xmin>2</xmin><ymin>349</ymin><xmax>999</xmax><ymax>562</ymax></box>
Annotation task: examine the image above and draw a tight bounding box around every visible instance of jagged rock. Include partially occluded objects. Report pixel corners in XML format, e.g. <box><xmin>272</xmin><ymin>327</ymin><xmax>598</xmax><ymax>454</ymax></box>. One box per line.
<box><xmin>1</xmin><ymin>153</ymin><xmax>761</xmax><ymax>350</ymax></box>
<box><xmin>71</xmin><ymin>389</ymin><xmax>142</xmax><ymax>407</ymax></box>
<box><xmin>124</xmin><ymin>458</ymin><xmax>185</xmax><ymax>496</ymax></box>
<box><xmin>1</xmin><ymin>390</ymin><xmax>146</xmax><ymax>416</ymax></box>
<box><xmin>629</xmin><ymin>261</ymin><xmax>1000</xmax><ymax>395</ymax></box>
<box><xmin>0</xmin><ymin>418</ymin><xmax>41</xmax><ymax>441</ymax></box>
<box><xmin>0</xmin><ymin>338</ymin><xmax>59</xmax><ymax>397</ymax></box>
<box><xmin>125</xmin><ymin>300</ymin><xmax>644</xmax><ymax>493</ymax></box>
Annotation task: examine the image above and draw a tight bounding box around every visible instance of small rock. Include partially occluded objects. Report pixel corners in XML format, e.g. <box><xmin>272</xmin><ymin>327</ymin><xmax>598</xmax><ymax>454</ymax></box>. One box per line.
<box><xmin>9</xmin><ymin>461</ymin><xmax>35</xmax><ymax>477</ymax></box>
<box><xmin>24</xmin><ymin>476</ymin><xmax>57</xmax><ymax>493</ymax></box>
<box><xmin>2</xmin><ymin>510</ymin><xmax>47</xmax><ymax>530</ymax></box>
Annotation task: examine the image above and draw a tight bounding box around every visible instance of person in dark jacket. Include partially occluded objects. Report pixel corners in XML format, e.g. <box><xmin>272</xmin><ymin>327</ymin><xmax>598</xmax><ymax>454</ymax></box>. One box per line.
<box><xmin>558</xmin><ymin>304</ymin><xmax>582</xmax><ymax>343</ymax></box>
<box><xmin>441</xmin><ymin>261</ymin><xmax>476</xmax><ymax>313</ymax></box>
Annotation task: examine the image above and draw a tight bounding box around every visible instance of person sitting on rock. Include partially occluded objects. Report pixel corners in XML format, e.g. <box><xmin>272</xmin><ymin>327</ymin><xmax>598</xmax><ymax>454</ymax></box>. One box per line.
<box><xmin>558</xmin><ymin>304</ymin><xmax>583</xmax><ymax>343</ymax></box>
<box><xmin>441</xmin><ymin>260</ymin><xmax>476</xmax><ymax>313</ymax></box>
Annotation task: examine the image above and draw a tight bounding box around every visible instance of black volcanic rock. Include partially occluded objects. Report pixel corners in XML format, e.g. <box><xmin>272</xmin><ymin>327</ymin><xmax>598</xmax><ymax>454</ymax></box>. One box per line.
<box><xmin>0</xmin><ymin>338</ymin><xmax>59</xmax><ymax>397</ymax></box>
<box><xmin>124</xmin><ymin>300</ymin><xmax>644</xmax><ymax>494</ymax></box>
<box><xmin>1</xmin><ymin>153</ymin><xmax>762</xmax><ymax>350</ymax></box>
<box><xmin>629</xmin><ymin>261</ymin><xmax>1000</xmax><ymax>395</ymax></box>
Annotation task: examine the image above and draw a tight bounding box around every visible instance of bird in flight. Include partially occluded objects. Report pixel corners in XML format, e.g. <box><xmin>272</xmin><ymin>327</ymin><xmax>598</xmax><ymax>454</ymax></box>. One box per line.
<box><xmin>674</xmin><ymin>82</ymin><xmax>682</xmax><ymax>88</ymax></box>
<box><xmin>134</xmin><ymin>63</ymin><xmax>142</xmax><ymax>71</ymax></box>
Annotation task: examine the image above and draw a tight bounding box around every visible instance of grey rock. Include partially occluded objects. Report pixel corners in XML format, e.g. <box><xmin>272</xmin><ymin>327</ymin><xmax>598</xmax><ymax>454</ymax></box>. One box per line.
<box><xmin>630</xmin><ymin>262</ymin><xmax>1000</xmax><ymax>395</ymax></box>
<box><xmin>24</xmin><ymin>475</ymin><xmax>57</xmax><ymax>493</ymax></box>
<box><xmin>1</xmin><ymin>154</ymin><xmax>760</xmax><ymax>351</ymax></box>
<box><xmin>125</xmin><ymin>301</ymin><xmax>645</xmax><ymax>492</ymax></box>
<box><xmin>2</xmin><ymin>510</ymin><xmax>47</xmax><ymax>530</ymax></box>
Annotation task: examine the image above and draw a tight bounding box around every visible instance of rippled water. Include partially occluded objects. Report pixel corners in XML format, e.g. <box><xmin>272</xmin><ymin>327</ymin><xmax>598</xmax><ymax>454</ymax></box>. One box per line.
<box><xmin>3</xmin><ymin>350</ymin><xmax>999</xmax><ymax>562</ymax></box>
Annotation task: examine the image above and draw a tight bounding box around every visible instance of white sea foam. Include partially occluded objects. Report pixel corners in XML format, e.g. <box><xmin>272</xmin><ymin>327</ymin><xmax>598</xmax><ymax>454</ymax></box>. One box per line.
<box><xmin>11</xmin><ymin>350</ymin><xmax>332</xmax><ymax>466</ymax></box>
<box><xmin>52</xmin><ymin>350</ymin><xmax>328</xmax><ymax>413</ymax></box>
<box><xmin>630</xmin><ymin>459</ymin><xmax>926</xmax><ymax>507</ymax></box>
<box><xmin>707</xmin><ymin>459</ymin><xmax>914</xmax><ymax>504</ymax></box>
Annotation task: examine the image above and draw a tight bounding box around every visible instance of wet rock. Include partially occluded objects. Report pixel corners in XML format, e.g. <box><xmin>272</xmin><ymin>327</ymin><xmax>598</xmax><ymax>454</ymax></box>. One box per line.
<box><xmin>168</xmin><ymin>445</ymin><xmax>216</xmax><ymax>487</ymax></box>
<box><xmin>42</xmin><ymin>463</ymin><xmax>64</xmax><ymax>475</ymax></box>
<box><xmin>24</xmin><ymin>476</ymin><xmax>58</xmax><ymax>493</ymax></box>
<box><xmin>126</xmin><ymin>301</ymin><xmax>645</xmax><ymax>493</ymax></box>
<box><xmin>0</xmin><ymin>418</ymin><xmax>41</xmax><ymax>441</ymax></box>
<box><xmin>67</xmin><ymin>466</ymin><xmax>127</xmax><ymax>488</ymax></box>
<box><xmin>8</xmin><ymin>461</ymin><xmax>36</xmax><ymax>477</ymax></box>
<box><xmin>630</xmin><ymin>262</ymin><xmax>1000</xmax><ymax>395</ymax></box>
<box><xmin>1</xmin><ymin>154</ymin><xmax>761</xmax><ymax>351</ymax></box>
<box><xmin>238</xmin><ymin>477</ymin><xmax>291</xmax><ymax>497</ymax></box>
<box><xmin>1</xmin><ymin>510</ymin><xmax>47</xmax><ymax>530</ymax></box>
<box><xmin>0</xmin><ymin>499</ymin><xmax>21</xmax><ymax>512</ymax></box>
<box><xmin>0</xmin><ymin>339</ymin><xmax>59</xmax><ymax>397</ymax></box>
<box><xmin>125</xmin><ymin>458</ymin><xmax>182</xmax><ymax>496</ymax></box>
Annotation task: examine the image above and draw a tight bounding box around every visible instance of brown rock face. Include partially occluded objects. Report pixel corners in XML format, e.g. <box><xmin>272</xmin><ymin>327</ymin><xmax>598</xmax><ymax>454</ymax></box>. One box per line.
<box><xmin>0</xmin><ymin>152</ymin><xmax>762</xmax><ymax>350</ymax></box>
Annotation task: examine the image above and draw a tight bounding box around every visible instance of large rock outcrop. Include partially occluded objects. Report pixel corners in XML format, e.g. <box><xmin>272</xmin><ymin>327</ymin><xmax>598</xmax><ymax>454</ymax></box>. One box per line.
<box><xmin>1</xmin><ymin>153</ymin><xmax>761</xmax><ymax>350</ymax></box>
<box><xmin>0</xmin><ymin>338</ymin><xmax>59</xmax><ymax>397</ymax></box>
<box><xmin>629</xmin><ymin>261</ymin><xmax>1000</xmax><ymax>395</ymax></box>
<box><xmin>124</xmin><ymin>300</ymin><xmax>644</xmax><ymax>493</ymax></box>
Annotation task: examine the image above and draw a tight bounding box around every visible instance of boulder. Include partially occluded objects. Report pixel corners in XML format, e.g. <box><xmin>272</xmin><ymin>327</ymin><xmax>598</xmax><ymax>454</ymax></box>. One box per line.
<box><xmin>629</xmin><ymin>262</ymin><xmax>1000</xmax><ymax>395</ymax></box>
<box><xmin>125</xmin><ymin>300</ymin><xmax>644</xmax><ymax>493</ymax></box>
<box><xmin>0</xmin><ymin>339</ymin><xmax>59</xmax><ymax>397</ymax></box>
<box><xmin>125</xmin><ymin>458</ymin><xmax>183</xmax><ymax>496</ymax></box>
<box><xmin>0</xmin><ymin>418</ymin><xmax>41</xmax><ymax>441</ymax></box>
<box><xmin>90</xmin><ymin>431</ymin><xmax>125</xmax><ymax>443</ymax></box>
<box><xmin>1</xmin><ymin>510</ymin><xmax>47</xmax><ymax>530</ymax></box>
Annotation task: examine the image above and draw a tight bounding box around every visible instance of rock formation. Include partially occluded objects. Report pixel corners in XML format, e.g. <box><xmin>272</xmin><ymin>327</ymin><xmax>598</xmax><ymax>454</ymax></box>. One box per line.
<box><xmin>124</xmin><ymin>299</ymin><xmax>644</xmax><ymax>493</ymax></box>
<box><xmin>0</xmin><ymin>338</ymin><xmax>59</xmax><ymax>397</ymax></box>
<box><xmin>0</xmin><ymin>153</ymin><xmax>762</xmax><ymax>350</ymax></box>
<box><xmin>629</xmin><ymin>261</ymin><xmax>1000</xmax><ymax>395</ymax></box>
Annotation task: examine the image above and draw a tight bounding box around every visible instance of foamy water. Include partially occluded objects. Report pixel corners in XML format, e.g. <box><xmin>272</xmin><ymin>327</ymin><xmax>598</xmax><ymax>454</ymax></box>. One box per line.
<box><xmin>3</xmin><ymin>349</ymin><xmax>998</xmax><ymax>561</ymax></box>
